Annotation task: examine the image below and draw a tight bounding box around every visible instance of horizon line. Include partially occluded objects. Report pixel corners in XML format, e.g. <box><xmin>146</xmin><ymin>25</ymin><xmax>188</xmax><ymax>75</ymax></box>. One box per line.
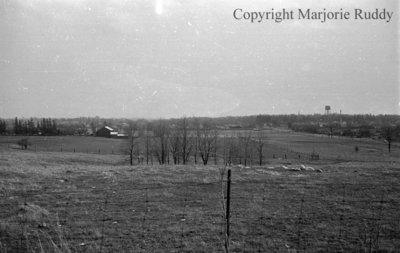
<box><xmin>2</xmin><ymin>113</ymin><xmax>400</xmax><ymax>121</ymax></box>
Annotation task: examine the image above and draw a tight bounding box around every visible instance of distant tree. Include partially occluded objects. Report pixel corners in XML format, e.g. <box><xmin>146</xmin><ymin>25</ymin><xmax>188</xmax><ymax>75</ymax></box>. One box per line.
<box><xmin>90</xmin><ymin>122</ymin><xmax>97</xmax><ymax>135</ymax></box>
<box><xmin>127</xmin><ymin>135</ymin><xmax>137</xmax><ymax>165</ymax></box>
<box><xmin>52</xmin><ymin>119</ymin><xmax>58</xmax><ymax>135</ymax></box>
<box><xmin>153</xmin><ymin>119</ymin><xmax>169</xmax><ymax>165</ymax></box>
<box><xmin>22</xmin><ymin>121</ymin><xmax>28</xmax><ymax>135</ymax></box>
<box><xmin>36</xmin><ymin>121</ymin><xmax>41</xmax><ymax>133</ymax></box>
<box><xmin>169</xmin><ymin>127</ymin><xmax>181</xmax><ymax>164</ymax></box>
<box><xmin>27</xmin><ymin>118</ymin><xmax>36</xmax><ymax>135</ymax></box>
<box><xmin>37</xmin><ymin>118</ymin><xmax>58</xmax><ymax>135</ymax></box>
<box><xmin>196</xmin><ymin>121</ymin><xmax>218</xmax><ymax>165</ymax></box>
<box><xmin>254</xmin><ymin>129</ymin><xmax>265</xmax><ymax>166</ymax></box>
<box><xmin>17</xmin><ymin>138</ymin><xmax>31</xmax><ymax>150</ymax></box>
<box><xmin>14</xmin><ymin>117</ymin><xmax>21</xmax><ymax>135</ymax></box>
<box><xmin>0</xmin><ymin>120</ymin><xmax>6</xmax><ymax>135</ymax></box>
<box><xmin>221</xmin><ymin>135</ymin><xmax>227</xmax><ymax>165</ymax></box>
<box><xmin>125</xmin><ymin>123</ymin><xmax>140</xmax><ymax>166</ymax></box>
<box><xmin>381</xmin><ymin>125</ymin><xmax>396</xmax><ymax>153</ymax></box>
<box><xmin>145</xmin><ymin>128</ymin><xmax>151</xmax><ymax>165</ymax></box>
<box><xmin>225</xmin><ymin>135</ymin><xmax>240</xmax><ymax>165</ymax></box>
<box><xmin>256</xmin><ymin>114</ymin><xmax>265</xmax><ymax>128</ymax></box>
<box><xmin>192</xmin><ymin>118</ymin><xmax>201</xmax><ymax>164</ymax></box>
<box><xmin>239</xmin><ymin>132</ymin><xmax>252</xmax><ymax>166</ymax></box>
<box><xmin>179</xmin><ymin>117</ymin><xmax>192</xmax><ymax>164</ymax></box>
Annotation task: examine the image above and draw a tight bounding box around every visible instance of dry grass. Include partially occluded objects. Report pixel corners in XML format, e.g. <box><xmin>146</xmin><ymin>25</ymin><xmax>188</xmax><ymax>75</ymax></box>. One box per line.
<box><xmin>0</xmin><ymin>136</ymin><xmax>124</xmax><ymax>155</ymax></box>
<box><xmin>0</xmin><ymin>132</ymin><xmax>400</xmax><ymax>252</ymax></box>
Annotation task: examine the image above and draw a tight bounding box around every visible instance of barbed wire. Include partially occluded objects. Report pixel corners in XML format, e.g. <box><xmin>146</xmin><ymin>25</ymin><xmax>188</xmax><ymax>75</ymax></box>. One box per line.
<box><xmin>0</xmin><ymin>174</ymin><xmax>399</xmax><ymax>252</ymax></box>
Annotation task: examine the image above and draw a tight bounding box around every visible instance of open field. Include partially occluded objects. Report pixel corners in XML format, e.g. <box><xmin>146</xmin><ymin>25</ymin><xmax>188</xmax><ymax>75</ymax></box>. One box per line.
<box><xmin>259</xmin><ymin>129</ymin><xmax>400</xmax><ymax>162</ymax></box>
<box><xmin>0</xmin><ymin>130</ymin><xmax>400</xmax><ymax>252</ymax></box>
<box><xmin>0</xmin><ymin>136</ymin><xmax>124</xmax><ymax>155</ymax></box>
<box><xmin>1</xmin><ymin>128</ymin><xmax>399</xmax><ymax>163</ymax></box>
<box><xmin>219</xmin><ymin>128</ymin><xmax>400</xmax><ymax>161</ymax></box>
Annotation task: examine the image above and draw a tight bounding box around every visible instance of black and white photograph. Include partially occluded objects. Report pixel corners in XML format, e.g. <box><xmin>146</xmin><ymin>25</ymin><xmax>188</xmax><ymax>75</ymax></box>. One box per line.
<box><xmin>0</xmin><ymin>0</ymin><xmax>399</xmax><ymax>252</ymax></box>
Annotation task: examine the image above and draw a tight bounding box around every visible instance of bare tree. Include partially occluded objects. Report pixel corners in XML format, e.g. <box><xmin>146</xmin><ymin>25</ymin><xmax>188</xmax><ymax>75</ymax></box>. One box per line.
<box><xmin>225</xmin><ymin>135</ymin><xmax>238</xmax><ymax>166</ymax></box>
<box><xmin>193</xmin><ymin>135</ymin><xmax>199</xmax><ymax>164</ymax></box>
<box><xmin>254</xmin><ymin>129</ymin><xmax>265</xmax><ymax>166</ymax></box>
<box><xmin>179</xmin><ymin>117</ymin><xmax>192</xmax><ymax>164</ymax></box>
<box><xmin>17</xmin><ymin>138</ymin><xmax>31</xmax><ymax>150</ymax></box>
<box><xmin>125</xmin><ymin>123</ymin><xmax>140</xmax><ymax>166</ymax></box>
<box><xmin>193</xmin><ymin>118</ymin><xmax>200</xmax><ymax>164</ymax></box>
<box><xmin>240</xmin><ymin>132</ymin><xmax>252</xmax><ymax>166</ymax></box>
<box><xmin>222</xmin><ymin>135</ymin><xmax>227</xmax><ymax>165</ymax></box>
<box><xmin>196</xmin><ymin>121</ymin><xmax>219</xmax><ymax>165</ymax></box>
<box><xmin>169</xmin><ymin>126</ymin><xmax>181</xmax><ymax>164</ymax></box>
<box><xmin>145</xmin><ymin>130</ymin><xmax>150</xmax><ymax>165</ymax></box>
<box><xmin>381</xmin><ymin>125</ymin><xmax>396</xmax><ymax>153</ymax></box>
<box><xmin>153</xmin><ymin>119</ymin><xmax>169</xmax><ymax>164</ymax></box>
<box><xmin>127</xmin><ymin>135</ymin><xmax>136</xmax><ymax>166</ymax></box>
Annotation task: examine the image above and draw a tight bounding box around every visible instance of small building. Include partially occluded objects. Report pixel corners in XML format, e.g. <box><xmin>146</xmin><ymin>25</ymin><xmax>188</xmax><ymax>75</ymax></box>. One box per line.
<box><xmin>96</xmin><ymin>126</ymin><xmax>117</xmax><ymax>138</ymax></box>
<box><xmin>117</xmin><ymin>133</ymin><xmax>128</xmax><ymax>138</ymax></box>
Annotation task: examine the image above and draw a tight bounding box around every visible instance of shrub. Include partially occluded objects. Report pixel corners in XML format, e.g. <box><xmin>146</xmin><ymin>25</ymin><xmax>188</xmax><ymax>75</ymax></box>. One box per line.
<box><xmin>17</xmin><ymin>138</ymin><xmax>31</xmax><ymax>150</ymax></box>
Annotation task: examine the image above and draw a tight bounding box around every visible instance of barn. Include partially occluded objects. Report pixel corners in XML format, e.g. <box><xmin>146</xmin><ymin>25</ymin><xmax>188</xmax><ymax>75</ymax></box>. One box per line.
<box><xmin>96</xmin><ymin>126</ymin><xmax>118</xmax><ymax>138</ymax></box>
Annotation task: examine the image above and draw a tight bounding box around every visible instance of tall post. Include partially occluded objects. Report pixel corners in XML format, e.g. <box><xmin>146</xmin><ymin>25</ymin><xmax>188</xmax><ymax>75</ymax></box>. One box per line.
<box><xmin>223</xmin><ymin>136</ymin><xmax>226</xmax><ymax>166</ymax></box>
<box><xmin>225</xmin><ymin>169</ymin><xmax>231</xmax><ymax>253</ymax></box>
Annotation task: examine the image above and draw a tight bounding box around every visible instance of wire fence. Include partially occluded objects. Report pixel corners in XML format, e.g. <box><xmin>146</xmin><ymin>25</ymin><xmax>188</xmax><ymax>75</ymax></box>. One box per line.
<box><xmin>1</xmin><ymin>169</ymin><xmax>399</xmax><ymax>253</ymax></box>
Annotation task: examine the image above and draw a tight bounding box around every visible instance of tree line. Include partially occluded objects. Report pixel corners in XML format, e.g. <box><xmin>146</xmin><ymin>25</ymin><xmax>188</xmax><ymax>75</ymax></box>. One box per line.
<box><xmin>0</xmin><ymin>118</ymin><xmax>60</xmax><ymax>135</ymax></box>
<box><xmin>11</xmin><ymin>117</ymin><xmax>59</xmax><ymax>135</ymax></box>
<box><xmin>123</xmin><ymin>117</ymin><xmax>267</xmax><ymax>166</ymax></box>
<box><xmin>1</xmin><ymin>114</ymin><xmax>399</xmax><ymax>154</ymax></box>
<box><xmin>1</xmin><ymin>114</ymin><xmax>399</xmax><ymax>137</ymax></box>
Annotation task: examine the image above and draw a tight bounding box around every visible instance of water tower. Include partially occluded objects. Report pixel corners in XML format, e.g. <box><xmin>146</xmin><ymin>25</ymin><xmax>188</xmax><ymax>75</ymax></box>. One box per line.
<box><xmin>325</xmin><ymin>105</ymin><xmax>331</xmax><ymax>115</ymax></box>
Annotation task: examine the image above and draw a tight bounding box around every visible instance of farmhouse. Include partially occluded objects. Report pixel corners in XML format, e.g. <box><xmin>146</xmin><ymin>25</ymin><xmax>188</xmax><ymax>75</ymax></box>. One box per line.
<box><xmin>96</xmin><ymin>126</ymin><xmax>118</xmax><ymax>138</ymax></box>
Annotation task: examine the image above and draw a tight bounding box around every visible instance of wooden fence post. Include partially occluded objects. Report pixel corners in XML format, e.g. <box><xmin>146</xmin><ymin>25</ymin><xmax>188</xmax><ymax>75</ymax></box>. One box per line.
<box><xmin>225</xmin><ymin>169</ymin><xmax>231</xmax><ymax>253</ymax></box>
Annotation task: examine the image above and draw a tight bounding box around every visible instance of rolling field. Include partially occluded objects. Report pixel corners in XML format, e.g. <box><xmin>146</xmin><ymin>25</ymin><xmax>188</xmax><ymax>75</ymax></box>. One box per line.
<box><xmin>1</xmin><ymin>128</ymin><xmax>398</xmax><ymax>162</ymax></box>
<box><xmin>259</xmin><ymin>129</ymin><xmax>400</xmax><ymax>162</ymax></box>
<box><xmin>0</xmin><ymin>130</ymin><xmax>400</xmax><ymax>252</ymax></box>
<box><xmin>0</xmin><ymin>136</ymin><xmax>125</xmax><ymax>155</ymax></box>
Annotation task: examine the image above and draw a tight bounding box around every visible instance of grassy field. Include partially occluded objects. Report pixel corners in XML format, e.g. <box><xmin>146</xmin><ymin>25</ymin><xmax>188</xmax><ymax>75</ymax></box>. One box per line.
<box><xmin>1</xmin><ymin>128</ymin><xmax>398</xmax><ymax>162</ymax></box>
<box><xmin>0</xmin><ymin>130</ymin><xmax>399</xmax><ymax>252</ymax></box>
<box><xmin>0</xmin><ymin>136</ymin><xmax>124</xmax><ymax>155</ymax></box>
<box><xmin>259</xmin><ymin>128</ymin><xmax>400</xmax><ymax>162</ymax></box>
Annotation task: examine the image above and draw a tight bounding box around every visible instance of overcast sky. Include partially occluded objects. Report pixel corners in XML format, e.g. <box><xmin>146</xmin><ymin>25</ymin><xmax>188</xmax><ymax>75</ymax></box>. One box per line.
<box><xmin>0</xmin><ymin>0</ymin><xmax>398</xmax><ymax>118</ymax></box>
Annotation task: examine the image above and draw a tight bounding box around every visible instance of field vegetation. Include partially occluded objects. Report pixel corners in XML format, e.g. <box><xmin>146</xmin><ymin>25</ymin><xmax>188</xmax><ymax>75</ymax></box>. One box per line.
<box><xmin>0</xmin><ymin>127</ymin><xmax>399</xmax><ymax>252</ymax></box>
